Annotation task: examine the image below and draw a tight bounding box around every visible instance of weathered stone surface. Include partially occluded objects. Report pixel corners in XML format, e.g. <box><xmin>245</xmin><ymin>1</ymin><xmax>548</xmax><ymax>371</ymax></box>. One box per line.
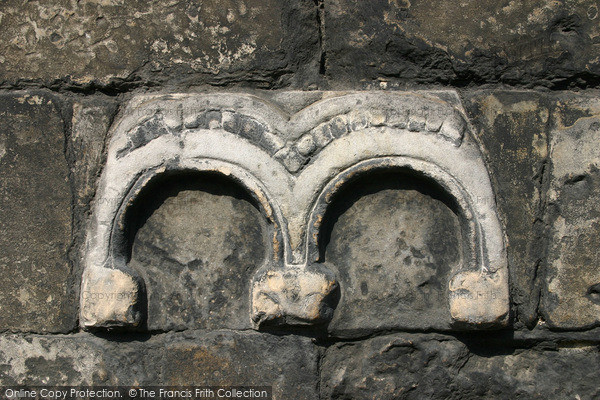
<box><xmin>463</xmin><ymin>91</ymin><xmax>550</xmax><ymax>327</ymax></box>
<box><xmin>0</xmin><ymin>334</ymin><xmax>106</xmax><ymax>385</ymax></box>
<box><xmin>70</xmin><ymin>98</ymin><xmax>116</xmax><ymax>214</ymax></box>
<box><xmin>0</xmin><ymin>333</ymin><xmax>160</xmax><ymax>385</ymax></box>
<box><xmin>542</xmin><ymin>92</ymin><xmax>600</xmax><ymax>329</ymax></box>
<box><xmin>129</xmin><ymin>174</ymin><xmax>270</xmax><ymax>331</ymax></box>
<box><xmin>0</xmin><ymin>331</ymin><xmax>319</xmax><ymax>399</ymax></box>
<box><xmin>252</xmin><ymin>263</ymin><xmax>339</xmax><ymax>327</ymax></box>
<box><xmin>324</xmin><ymin>0</ymin><xmax>600</xmax><ymax>88</ymax></box>
<box><xmin>80</xmin><ymin>266</ymin><xmax>144</xmax><ymax>330</ymax></box>
<box><xmin>81</xmin><ymin>91</ymin><xmax>508</xmax><ymax>331</ymax></box>
<box><xmin>70</xmin><ymin>98</ymin><xmax>117</xmax><ymax>312</ymax></box>
<box><xmin>321</xmin><ymin>333</ymin><xmax>600</xmax><ymax>399</ymax></box>
<box><xmin>323</xmin><ymin>171</ymin><xmax>461</xmax><ymax>335</ymax></box>
<box><xmin>0</xmin><ymin>0</ymin><xmax>320</xmax><ymax>89</ymax></box>
<box><xmin>0</xmin><ymin>92</ymin><xmax>75</xmax><ymax>332</ymax></box>
<box><xmin>448</xmin><ymin>269</ymin><xmax>510</xmax><ymax>328</ymax></box>
<box><xmin>161</xmin><ymin>330</ymin><xmax>319</xmax><ymax>399</ymax></box>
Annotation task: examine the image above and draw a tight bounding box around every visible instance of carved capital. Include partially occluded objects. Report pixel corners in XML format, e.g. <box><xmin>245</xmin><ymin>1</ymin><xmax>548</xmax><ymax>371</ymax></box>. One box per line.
<box><xmin>80</xmin><ymin>266</ymin><xmax>145</xmax><ymax>330</ymax></box>
<box><xmin>449</xmin><ymin>269</ymin><xmax>510</xmax><ymax>328</ymax></box>
<box><xmin>251</xmin><ymin>263</ymin><xmax>339</xmax><ymax>327</ymax></box>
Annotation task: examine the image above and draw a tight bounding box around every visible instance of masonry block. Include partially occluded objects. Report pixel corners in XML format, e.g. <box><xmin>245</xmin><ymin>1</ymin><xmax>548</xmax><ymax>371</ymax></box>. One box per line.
<box><xmin>463</xmin><ymin>91</ymin><xmax>550</xmax><ymax>327</ymax></box>
<box><xmin>0</xmin><ymin>331</ymin><xmax>319</xmax><ymax>400</ymax></box>
<box><xmin>321</xmin><ymin>333</ymin><xmax>600</xmax><ymax>399</ymax></box>
<box><xmin>324</xmin><ymin>0</ymin><xmax>600</xmax><ymax>88</ymax></box>
<box><xmin>0</xmin><ymin>92</ymin><xmax>75</xmax><ymax>333</ymax></box>
<box><xmin>0</xmin><ymin>1</ymin><xmax>320</xmax><ymax>88</ymax></box>
<box><xmin>542</xmin><ymin>92</ymin><xmax>600</xmax><ymax>329</ymax></box>
<box><xmin>80</xmin><ymin>91</ymin><xmax>508</xmax><ymax>333</ymax></box>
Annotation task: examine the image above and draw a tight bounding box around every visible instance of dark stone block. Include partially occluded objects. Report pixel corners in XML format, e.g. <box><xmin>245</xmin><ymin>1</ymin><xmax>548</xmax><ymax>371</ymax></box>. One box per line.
<box><xmin>321</xmin><ymin>333</ymin><xmax>600</xmax><ymax>399</ymax></box>
<box><xmin>0</xmin><ymin>92</ymin><xmax>75</xmax><ymax>333</ymax></box>
<box><xmin>0</xmin><ymin>331</ymin><xmax>320</xmax><ymax>398</ymax></box>
<box><xmin>324</xmin><ymin>0</ymin><xmax>600</xmax><ymax>88</ymax></box>
<box><xmin>161</xmin><ymin>330</ymin><xmax>319</xmax><ymax>399</ymax></box>
<box><xmin>0</xmin><ymin>0</ymin><xmax>320</xmax><ymax>89</ymax></box>
<box><xmin>462</xmin><ymin>90</ymin><xmax>550</xmax><ymax>327</ymax></box>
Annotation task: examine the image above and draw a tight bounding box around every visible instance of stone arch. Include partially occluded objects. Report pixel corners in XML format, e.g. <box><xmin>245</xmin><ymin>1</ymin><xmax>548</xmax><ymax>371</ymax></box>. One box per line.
<box><xmin>81</xmin><ymin>91</ymin><xmax>508</xmax><ymax>331</ymax></box>
<box><xmin>80</xmin><ymin>159</ymin><xmax>285</xmax><ymax>330</ymax></box>
<box><xmin>307</xmin><ymin>157</ymin><xmax>477</xmax><ymax>270</ymax></box>
<box><xmin>305</xmin><ymin>157</ymin><xmax>508</xmax><ymax>328</ymax></box>
<box><xmin>113</xmin><ymin>163</ymin><xmax>284</xmax><ymax>267</ymax></box>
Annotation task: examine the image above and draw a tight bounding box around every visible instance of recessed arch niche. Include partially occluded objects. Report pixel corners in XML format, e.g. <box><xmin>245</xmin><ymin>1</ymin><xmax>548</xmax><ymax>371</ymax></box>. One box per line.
<box><xmin>121</xmin><ymin>169</ymin><xmax>274</xmax><ymax>331</ymax></box>
<box><xmin>304</xmin><ymin>155</ymin><xmax>508</xmax><ymax>332</ymax></box>
<box><xmin>79</xmin><ymin>159</ymin><xmax>285</xmax><ymax>331</ymax></box>
<box><xmin>315</xmin><ymin>164</ymin><xmax>464</xmax><ymax>333</ymax></box>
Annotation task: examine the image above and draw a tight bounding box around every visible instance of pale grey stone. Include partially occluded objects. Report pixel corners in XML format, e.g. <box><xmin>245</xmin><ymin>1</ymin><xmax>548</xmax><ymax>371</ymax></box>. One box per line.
<box><xmin>543</xmin><ymin>93</ymin><xmax>600</xmax><ymax>329</ymax></box>
<box><xmin>80</xmin><ymin>91</ymin><xmax>508</xmax><ymax>332</ymax></box>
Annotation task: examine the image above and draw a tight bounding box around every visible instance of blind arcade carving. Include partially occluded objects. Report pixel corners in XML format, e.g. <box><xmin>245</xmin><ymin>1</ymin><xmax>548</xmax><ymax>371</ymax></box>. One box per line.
<box><xmin>79</xmin><ymin>91</ymin><xmax>509</xmax><ymax>331</ymax></box>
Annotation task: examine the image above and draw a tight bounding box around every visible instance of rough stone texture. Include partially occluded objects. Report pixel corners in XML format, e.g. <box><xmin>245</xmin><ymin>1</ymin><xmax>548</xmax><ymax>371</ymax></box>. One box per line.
<box><xmin>80</xmin><ymin>266</ymin><xmax>144</xmax><ymax>330</ymax></box>
<box><xmin>0</xmin><ymin>0</ymin><xmax>320</xmax><ymax>89</ymax></box>
<box><xmin>0</xmin><ymin>333</ymin><xmax>160</xmax><ymax>385</ymax></box>
<box><xmin>0</xmin><ymin>331</ymin><xmax>319</xmax><ymax>399</ymax></box>
<box><xmin>321</xmin><ymin>333</ymin><xmax>600</xmax><ymax>399</ymax></box>
<box><xmin>324</xmin><ymin>0</ymin><xmax>600</xmax><ymax>89</ymax></box>
<box><xmin>542</xmin><ymin>92</ymin><xmax>600</xmax><ymax>329</ymax></box>
<box><xmin>3</xmin><ymin>0</ymin><xmax>600</xmax><ymax>395</ymax></box>
<box><xmin>161</xmin><ymin>330</ymin><xmax>319</xmax><ymax>400</ymax></box>
<box><xmin>70</xmin><ymin>98</ymin><xmax>116</xmax><ymax>215</ymax></box>
<box><xmin>81</xmin><ymin>91</ymin><xmax>508</xmax><ymax>331</ymax></box>
<box><xmin>0</xmin><ymin>92</ymin><xmax>75</xmax><ymax>333</ymax></box>
<box><xmin>448</xmin><ymin>269</ymin><xmax>510</xmax><ymax>328</ymax></box>
<box><xmin>323</xmin><ymin>171</ymin><xmax>461</xmax><ymax>335</ymax></box>
<box><xmin>69</xmin><ymin>98</ymin><xmax>117</xmax><ymax>299</ymax></box>
<box><xmin>252</xmin><ymin>263</ymin><xmax>339</xmax><ymax>327</ymax></box>
<box><xmin>129</xmin><ymin>174</ymin><xmax>270</xmax><ymax>331</ymax></box>
<box><xmin>463</xmin><ymin>91</ymin><xmax>549</xmax><ymax>327</ymax></box>
<box><xmin>5</xmin><ymin>0</ymin><xmax>600</xmax><ymax>90</ymax></box>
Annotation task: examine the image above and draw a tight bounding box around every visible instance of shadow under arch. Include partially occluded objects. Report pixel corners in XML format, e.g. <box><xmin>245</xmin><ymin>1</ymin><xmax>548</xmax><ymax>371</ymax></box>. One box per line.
<box><xmin>120</xmin><ymin>169</ymin><xmax>276</xmax><ymax>265</ymax></box>
<box><xmin>307</xmin><ymin>157</ymin><xmax>479</xmax><ymax>272</ymax></box>
<box><xmin>85</xmin><ymin>161</ymin><xmax>287</xmax><ymax>331</ymax></box>
<box><xmin>316</xmin><ymin>167</ymin><xmax>463</xmax><ymax>263</ymax></box>
<box><xmin>307</xmin><ymin>161</ymin><xmax>468</xmax><ymax>333</ymax></box>
<box><xmin>109</xmin><ymin>163</ymin><xmax>285</xmax><ymax>270</ymax></box>
<box><xmin>302</xmin><ymin>156</ymin><xmax>511</xmax><ymax>331</ymax></box>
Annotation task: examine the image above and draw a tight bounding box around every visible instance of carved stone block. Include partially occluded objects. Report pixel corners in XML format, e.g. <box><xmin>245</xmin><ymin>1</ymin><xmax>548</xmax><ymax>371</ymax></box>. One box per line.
<box><xmin>80</xmin><ymin>91</ymin><xmax>509</xmax><ymax>332</ymax></box>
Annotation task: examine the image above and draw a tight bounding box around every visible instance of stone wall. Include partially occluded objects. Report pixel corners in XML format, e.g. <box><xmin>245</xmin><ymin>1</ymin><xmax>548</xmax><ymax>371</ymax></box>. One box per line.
<box><xmin>1</xmin><ymin>1</ymin><xmax>600</xmax><ymax>399</ymax></box>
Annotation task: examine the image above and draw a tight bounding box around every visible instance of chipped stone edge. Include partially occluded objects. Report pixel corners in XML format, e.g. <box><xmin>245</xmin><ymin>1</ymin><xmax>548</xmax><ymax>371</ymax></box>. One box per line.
<box><xmin>80</xmin><ymin>91</ymin><xmax>508</xmax><ymax>331</ymax></box>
